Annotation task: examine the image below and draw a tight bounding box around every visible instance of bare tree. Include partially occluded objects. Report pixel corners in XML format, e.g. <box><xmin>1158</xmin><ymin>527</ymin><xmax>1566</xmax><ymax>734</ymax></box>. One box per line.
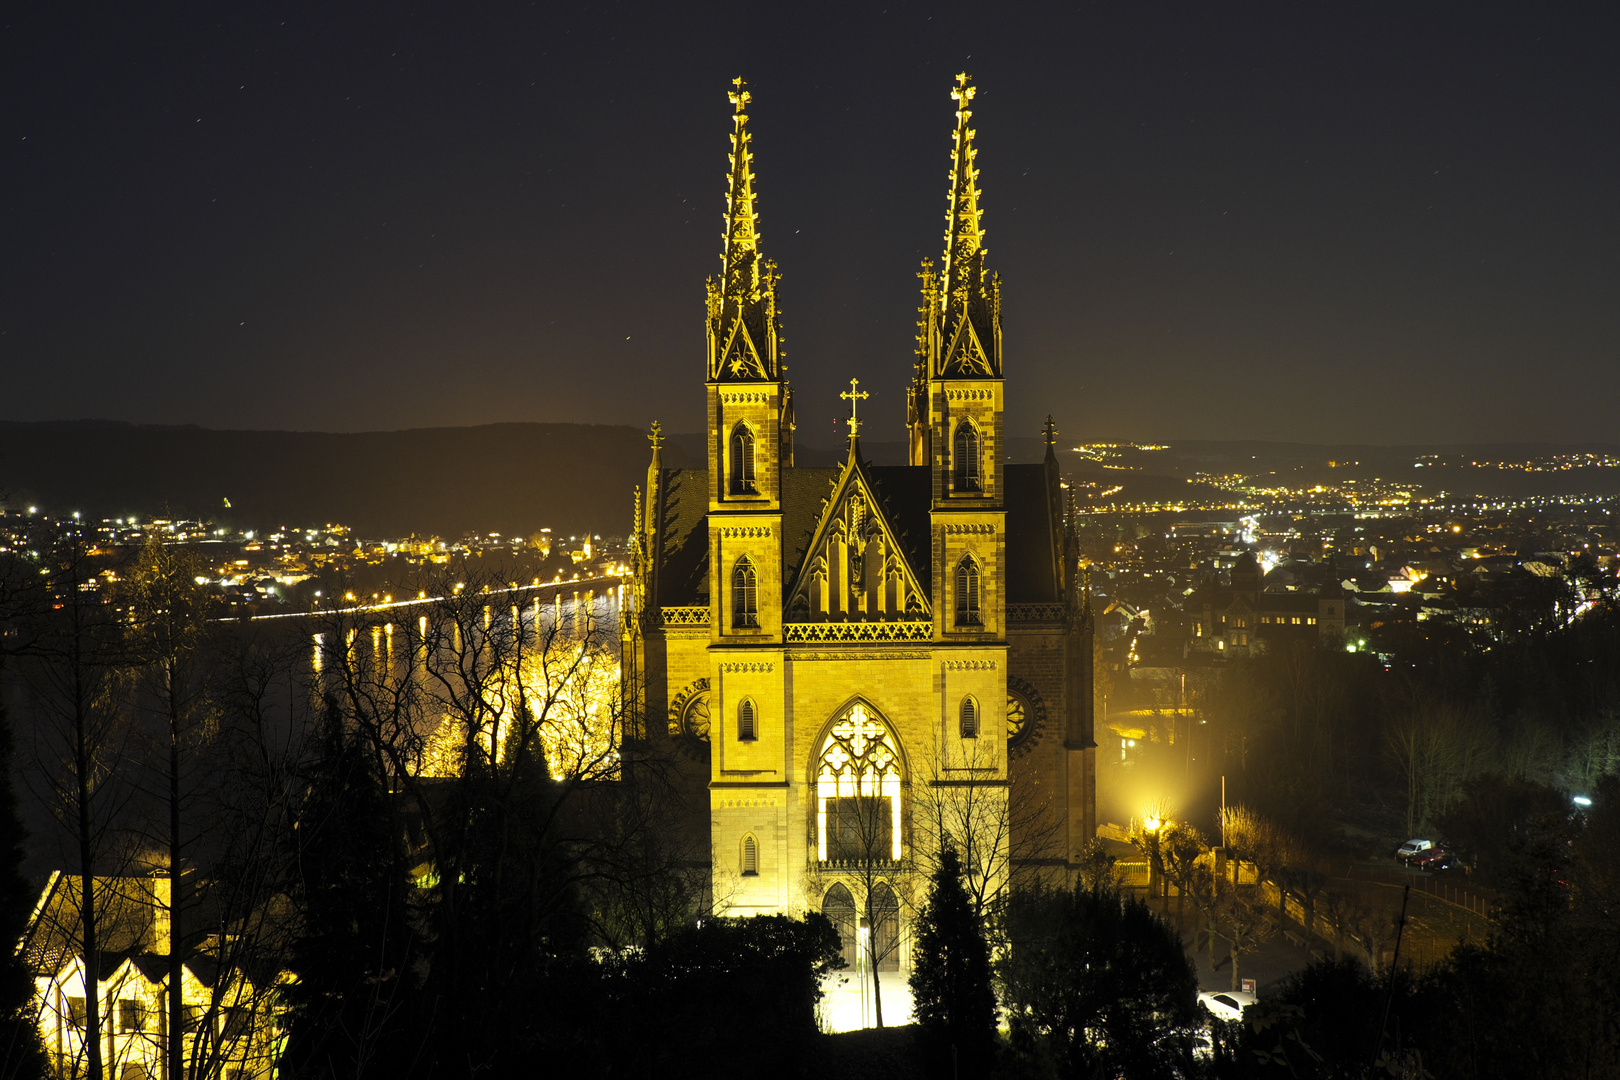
<box><xmin>1212</xmin><ymin>889</ymin><xmax>1275</xmax><ymax>993</ymax></box>
<box><xmin>1156</xmin><ymin>820</ymin><xmax>1209</xmax><ymax>932</ymax></box>
<box><xmin>17</xmin><ymin>525</ymin><xmax>137</xmax><ymax>1080</ymax></box>
<box><xmin>125</xmin><ymin>531</ymin><xmax>223</xmax><ymax>1080</ymax></box>
<box><xmin>1384</xmin><ymin>692</ymin><xmax>1494</xmax><ymax>835</ymax></box>
<box><xmin>1221</xmin><ymin>804</ymin><xmax>1305</xmax><ymax>918</ymax></box>
<box><xmin>319</xmin><ymin>563</ymin><xmax>635</xmax><ymax>1068</ymax></box>
<box><xmin>822</xmin><ymin>776</ymin><xmax>908</xmax><ymax>1029</ymax></box>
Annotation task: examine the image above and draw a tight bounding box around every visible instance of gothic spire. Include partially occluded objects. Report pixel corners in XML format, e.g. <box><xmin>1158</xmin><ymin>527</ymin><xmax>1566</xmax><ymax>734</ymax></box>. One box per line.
<box><xmin>722</xmin><ymin>78</ymin><xmax>760</xmax><ymax>290</ymax></box>
<box><xmin>932</xmin><ymin>73</ymin><xmax>1001</xmax><ymax>379</ymax></box>
<box><xmin>707</xmin><ymin>78</ymin><xmax>783</xmax><ymax>382</ymax></box>
<box><xmin>940</xmin><ymin>73</ymin><xmax>984</xmax><ymax>306</ymax></box>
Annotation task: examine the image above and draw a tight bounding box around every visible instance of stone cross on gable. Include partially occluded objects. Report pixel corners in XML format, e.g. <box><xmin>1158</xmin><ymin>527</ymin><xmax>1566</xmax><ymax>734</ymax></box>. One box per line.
<box><xmin>840</xmin><ymin>377</ymin><xmax>870</xmax><ymax>438</ymax></box>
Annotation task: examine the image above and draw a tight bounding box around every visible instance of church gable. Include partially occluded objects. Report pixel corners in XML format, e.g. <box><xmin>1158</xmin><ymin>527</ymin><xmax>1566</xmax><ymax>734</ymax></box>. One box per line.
<box><xmin>940</xmin><ymin>309</ymin><xmax>995</xmax><ymax>377</ymax></box>
<box><xmin>785</xmin><ymin>462</ymin><xmax>931</xmax><ymax>622</ymax></box>
<box><xmin>718</xmin><ymin>315</ymin><xmax>770</xmax><ymax>381</ymax></box>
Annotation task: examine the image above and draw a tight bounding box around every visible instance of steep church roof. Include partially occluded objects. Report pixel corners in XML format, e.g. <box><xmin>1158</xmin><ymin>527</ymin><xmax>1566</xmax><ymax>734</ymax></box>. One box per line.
<box><xmin>1004</xmin><ymin>463</ymin><xmax>1063</xmax><ymax>603</ymax></box>
<box><xmin>652</xmin><ymin>468</ymin><xmax>711</xmax><ymax>607</ymax></box>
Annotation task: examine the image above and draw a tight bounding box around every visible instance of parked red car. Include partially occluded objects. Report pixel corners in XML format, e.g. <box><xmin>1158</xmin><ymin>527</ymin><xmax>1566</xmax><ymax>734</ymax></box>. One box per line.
<box><xmin>1412</xmin><ymin>846</ymin><xmax>1455</xmax><ymax>871</ymax></box>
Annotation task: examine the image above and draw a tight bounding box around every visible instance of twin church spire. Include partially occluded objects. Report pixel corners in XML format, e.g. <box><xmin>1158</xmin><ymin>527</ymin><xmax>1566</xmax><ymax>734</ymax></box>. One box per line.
<box><xmin>706</xmin><ymin>78</ymin><xmax>784</xmax><ymax>383</ymax></box>
<box><xmin>705</xmin><ymin>75</ymin><xmax>1000</xmax><ymax>422</ymax></box>
<box><xmin>921</xmin><ymin>74</ymin><xmax>1001</xmax><ymax>381</ymax></box>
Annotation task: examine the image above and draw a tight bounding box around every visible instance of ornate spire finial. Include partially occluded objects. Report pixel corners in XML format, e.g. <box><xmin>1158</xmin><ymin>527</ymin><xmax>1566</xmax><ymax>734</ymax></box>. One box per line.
<box><xmin>1043</xmin><ymin>415</ymin><xmax>1057</xmax><ymax>448</ymax></box>
<box><xmin>708</xmin><ymin>78</ymin><xmax>782</xmax><ymax>382</ymax></box>
<box><xmin>840</xmin><ymin>377</ymin><xmax>870</xmax><ymax>439</ymax></box>
<box><xmin>941</xmin><ymin>73</ymin><xmax>984</xmax><ymax>307</ymax></box>
<box><xmin>648</xmin><ymin>421</ymin><xmax>664</xmax><ymax>451</ymax></box>
<box><xmin>928</xmin><ymin>74</ymin><xmax>1000</xmax><ymax>379</ymax></box>
<box><xmin>722</xmin><ymin>78</ymin><xmax>760</xmax><ymax>282</ymax></box>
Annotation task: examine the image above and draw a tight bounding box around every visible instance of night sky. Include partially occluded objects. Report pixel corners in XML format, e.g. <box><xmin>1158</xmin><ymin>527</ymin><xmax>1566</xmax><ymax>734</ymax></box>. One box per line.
<box><xmin>5</xmin><ymin>3</ymin><xmax>1617</xmax><ymax>447</ymax></box>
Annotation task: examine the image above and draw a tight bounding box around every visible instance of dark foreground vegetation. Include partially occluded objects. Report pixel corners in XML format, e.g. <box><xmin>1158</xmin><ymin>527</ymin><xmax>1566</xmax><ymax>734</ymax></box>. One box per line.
<box><xmin>0</xmin><ymin>521</ymin><xmax>1616</xmax><ymax>1080</ymax></box>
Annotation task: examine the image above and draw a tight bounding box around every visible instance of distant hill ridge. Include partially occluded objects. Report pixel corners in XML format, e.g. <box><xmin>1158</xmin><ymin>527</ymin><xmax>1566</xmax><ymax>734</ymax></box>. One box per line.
<box><xmin>3</xmin><ymin>421</ymin><xmax>1616</xmax><ymax>538</ymax></box>
<box><xmin>0</xmin><ymin>421</ymin><xmax>700</xmax><ymax>538</ymax></box>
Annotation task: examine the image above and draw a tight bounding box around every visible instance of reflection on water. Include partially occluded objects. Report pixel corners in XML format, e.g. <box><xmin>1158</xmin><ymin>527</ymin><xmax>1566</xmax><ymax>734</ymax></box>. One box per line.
<box><xmin>310</xmin><ymin>587</ymin><xmax>625</xmax><ymax>782</ymax></box>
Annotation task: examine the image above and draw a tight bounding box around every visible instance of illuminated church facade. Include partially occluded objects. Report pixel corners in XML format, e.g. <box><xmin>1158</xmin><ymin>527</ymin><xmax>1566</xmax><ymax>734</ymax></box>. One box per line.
<box><xmin>624</xmin><ymin>76</ymin><xmax>1096</xmax><ymax>968</ymax></box>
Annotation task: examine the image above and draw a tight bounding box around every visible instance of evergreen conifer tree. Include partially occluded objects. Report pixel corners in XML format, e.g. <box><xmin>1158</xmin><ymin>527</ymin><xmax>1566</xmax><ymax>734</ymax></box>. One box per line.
<box><xmin>281</xmin><ymin>698</ymin><xmax>419</xmax><ymax>1079</ymax></box>
<box><xmin>909</xmin><ymin>846</ymin><xmax>997</xmax><ymax>1073</ymax></box>
<box><xmin>0</xmin><ymin>701</ymin><xmax>45</xmax><ymax>1080</ymax></box>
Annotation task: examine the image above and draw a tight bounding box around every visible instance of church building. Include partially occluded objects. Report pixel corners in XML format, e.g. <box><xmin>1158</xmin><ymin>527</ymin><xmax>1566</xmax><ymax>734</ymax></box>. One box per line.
<box><xmin>623</xmin><ymin>76</ymin><xmax>1096</xmax><ymax>972</ymax></box>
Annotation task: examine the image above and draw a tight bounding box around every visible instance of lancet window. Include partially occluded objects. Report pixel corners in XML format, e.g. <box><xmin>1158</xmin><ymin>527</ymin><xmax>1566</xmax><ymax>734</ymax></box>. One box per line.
<box><xmin>730</xmin><ymin>423</ymin><xmax>758</xmax><ymax>495</ymax></box>
<box><xmin>742</xmin><ymin>834</ymin><xmax>758</xmax><ymax>876</ymax></box>
<box><xmin>733</xmin><ymin>558</ymin><xmax>759</xmax><ymax>628</ymax></box>
<box><xmin>959</xmin><ymin>696</ymin><xmax>979</xmax><ymax>738</ymax></box>
<box><xmin>815</xmin><ymin>703</ymin><xmax>904</xmax><ymax>866</ymax></box>
<box><xmin>738</xmin><ymin>698</ymin><xmax>757</xmax><ymax>741</ymax></box>
<box><xmin>955</xmin><ymin>556</ymin><xmax>982</xmax><ymax>627</ymax></box>
<box><xmin>952</xmin><ymin>421</ymin><xmax>981</xmax><ymax>492</ymax></box>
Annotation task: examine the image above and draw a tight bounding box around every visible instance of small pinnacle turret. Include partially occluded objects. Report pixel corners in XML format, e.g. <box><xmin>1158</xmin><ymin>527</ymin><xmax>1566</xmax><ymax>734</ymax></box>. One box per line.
<box><xmin>707</xmin><ymin>78</ymin><xmax>784</xmax><ymax>382</ymax></box>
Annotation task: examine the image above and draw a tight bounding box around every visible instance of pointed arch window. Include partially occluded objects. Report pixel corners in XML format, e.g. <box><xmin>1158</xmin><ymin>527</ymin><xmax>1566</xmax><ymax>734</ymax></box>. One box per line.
<box><xmin>959</xmin><ymin>696</ymin><xmax>979</xmax><ymax>739</ymax></box>
<box><xmin>733</xmin><ymin>558</ymin><xmax>759</xmax><ymax>628</ymax></box>
<box><xmin>738</xmin><ymin>698</ymin><xmax>757</xmax><ymax>741</ymax></box>
<box><xmin>730</xmin><ymin>423</ymin><xmax>758</xmax><ymax>495</ymax></box>
<box><xmin>742</xmin><ymin>834</ymin><xmax>758</xmax><ymax>876</ymax></box>
<box><xmin>955</xmin><ymin>556</ymin><xmax>982</xmax><ymax>627</ymax></box>
<box><xmin>952</xmin><ymin>421</ymin><xmax>981</xmax><ymax>492</ymax></box>
<box><xmin>815</xmin><ymin>703</ymin><xmax>904</xmax><ymax>865</ymax></box>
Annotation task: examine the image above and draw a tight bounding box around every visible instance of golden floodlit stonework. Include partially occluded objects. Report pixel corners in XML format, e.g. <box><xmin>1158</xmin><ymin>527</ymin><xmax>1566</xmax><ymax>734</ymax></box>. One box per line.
<box><xmin>622</xmin><ymin>75</ymin><xmax>1097</xmax><ymax>977</ymax></box>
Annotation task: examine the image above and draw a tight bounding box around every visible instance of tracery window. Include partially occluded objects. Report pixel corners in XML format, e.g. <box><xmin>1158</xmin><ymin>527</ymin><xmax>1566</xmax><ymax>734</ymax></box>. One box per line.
<box><xmin>730</xmin><ymin>423</ymin><xmax>758</xmax><ymax>494</ymax></box>
<box><xmin>955</xmin><ymin>556</ymin><xmax>982</xmax><ymax>627</ymax></box>
<box><xmin>959</xmin><ymin>696</ymin><xmax>979</xmax><ymax>739</ymax></box>
<box><xmin>732</xmin><ymin>558</ymin><xmax>759</xmax><ymax>628</ymax></box>
<box><xmin>952</xmin><ymin>421</ymin><xmax>981</xmax><ymax>492</ymax></box>
<box><xmin>738</xmin><ymin>698</ymin><xmax>757</xmax><ymax>741</ymax></box>
<box><xmin>815</xmin><ymin>703</ymin><xmax>903</xmax><ymax>865</ymax></box>
<box><xmin>1007</xmin><ymin>692</ymin><xmax>1030</xmax><ymax>745</ymax></box>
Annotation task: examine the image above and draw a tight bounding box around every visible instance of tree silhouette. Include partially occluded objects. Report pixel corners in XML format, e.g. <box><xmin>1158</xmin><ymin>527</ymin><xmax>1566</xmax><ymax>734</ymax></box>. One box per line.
<box><xmin>280</xmin><ymin>698</ymin><xmax>420</xmax><ymax>1078</ymax></box>
<box><xmin>909</xmin><ymin>846</ymin><xmax>996</xmax><ymax>1073</ymax></box>
<box><xmin>0</xmin><ymin>700</ymin><xmax>46</xmax><ymax>1080</ymax></box>
<box><xmin>1001</xmin><ymin>880</ymin><xmax>1200</xmax><ymax>1079</ymax></box>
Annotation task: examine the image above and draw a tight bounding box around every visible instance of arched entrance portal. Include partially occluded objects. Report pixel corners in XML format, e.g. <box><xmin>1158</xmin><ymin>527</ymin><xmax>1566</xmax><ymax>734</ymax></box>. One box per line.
<box><xmin>821</xmin><ymin>883</ymin><xmax>857</xmax><ymax>971</ymax></box>
<box><xmin>819</xmin><ymin>882</ymin><xmax>900</xmax><ymax>973</ymax></box>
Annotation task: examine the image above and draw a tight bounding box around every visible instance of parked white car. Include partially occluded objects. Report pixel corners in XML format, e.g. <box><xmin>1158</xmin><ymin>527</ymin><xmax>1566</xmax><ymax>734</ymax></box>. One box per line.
<box><xmin>1198</xmin><ymin>989</ymin><xmax>1257</xmax><ymax>1023</ymax></box>
<box><xmin>1396</xmin><ymin>838</ymin><xmax>1434</xmax><ymax>863</ymax></box>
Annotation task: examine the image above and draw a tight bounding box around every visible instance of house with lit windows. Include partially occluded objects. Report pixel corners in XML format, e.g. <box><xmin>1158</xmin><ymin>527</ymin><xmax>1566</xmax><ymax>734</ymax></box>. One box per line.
<box><xmin>21</xmin><ymin>872</ymin><xmax>285</xmax><ymax>1080</ymax></box>
<box><xmin>1189</xmin><ymin>550</ymin><xmax>1347</xmax><ymax>657</ymax></box>
<box><xmin>621</xmin><ymin>76</ymin><xmax>1097</xmax><ymax>975</ymax></box>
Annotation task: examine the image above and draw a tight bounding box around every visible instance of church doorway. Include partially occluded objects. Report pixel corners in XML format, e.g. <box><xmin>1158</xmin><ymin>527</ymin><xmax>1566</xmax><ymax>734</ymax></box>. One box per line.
<box><xmin>821</xmin><ymin>883</ymin><xmax>858</xmax><ymax>971</ymax></box>
<box><xmin>869</xmin><ymin>882</ymin><xmax>900</xmax><ymax>972</ymax></box>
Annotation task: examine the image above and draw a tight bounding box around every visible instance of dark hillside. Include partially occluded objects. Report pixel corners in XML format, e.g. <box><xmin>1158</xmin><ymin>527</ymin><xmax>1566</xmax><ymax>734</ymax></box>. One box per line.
<box><xmin>0</xmin><ymin>421</ymin><xmax>698</xmax><ymax>538</ymax></box>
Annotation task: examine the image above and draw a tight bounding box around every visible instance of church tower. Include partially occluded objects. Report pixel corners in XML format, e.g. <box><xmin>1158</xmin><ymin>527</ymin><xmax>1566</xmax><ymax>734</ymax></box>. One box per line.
<box><xmin>706</xmin><ymin>79</ymin><xmax>793</xmax><ymax>643</ymax></box>
<box><xmin>632</xmin><ymin>74</ymin><xmax>1093</xmax><ymax>946</ymax></box>
<box><xmin>914</xmin><ymin>75</ymin><xmax>1007</xmax><ymax>644</ymax></box>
